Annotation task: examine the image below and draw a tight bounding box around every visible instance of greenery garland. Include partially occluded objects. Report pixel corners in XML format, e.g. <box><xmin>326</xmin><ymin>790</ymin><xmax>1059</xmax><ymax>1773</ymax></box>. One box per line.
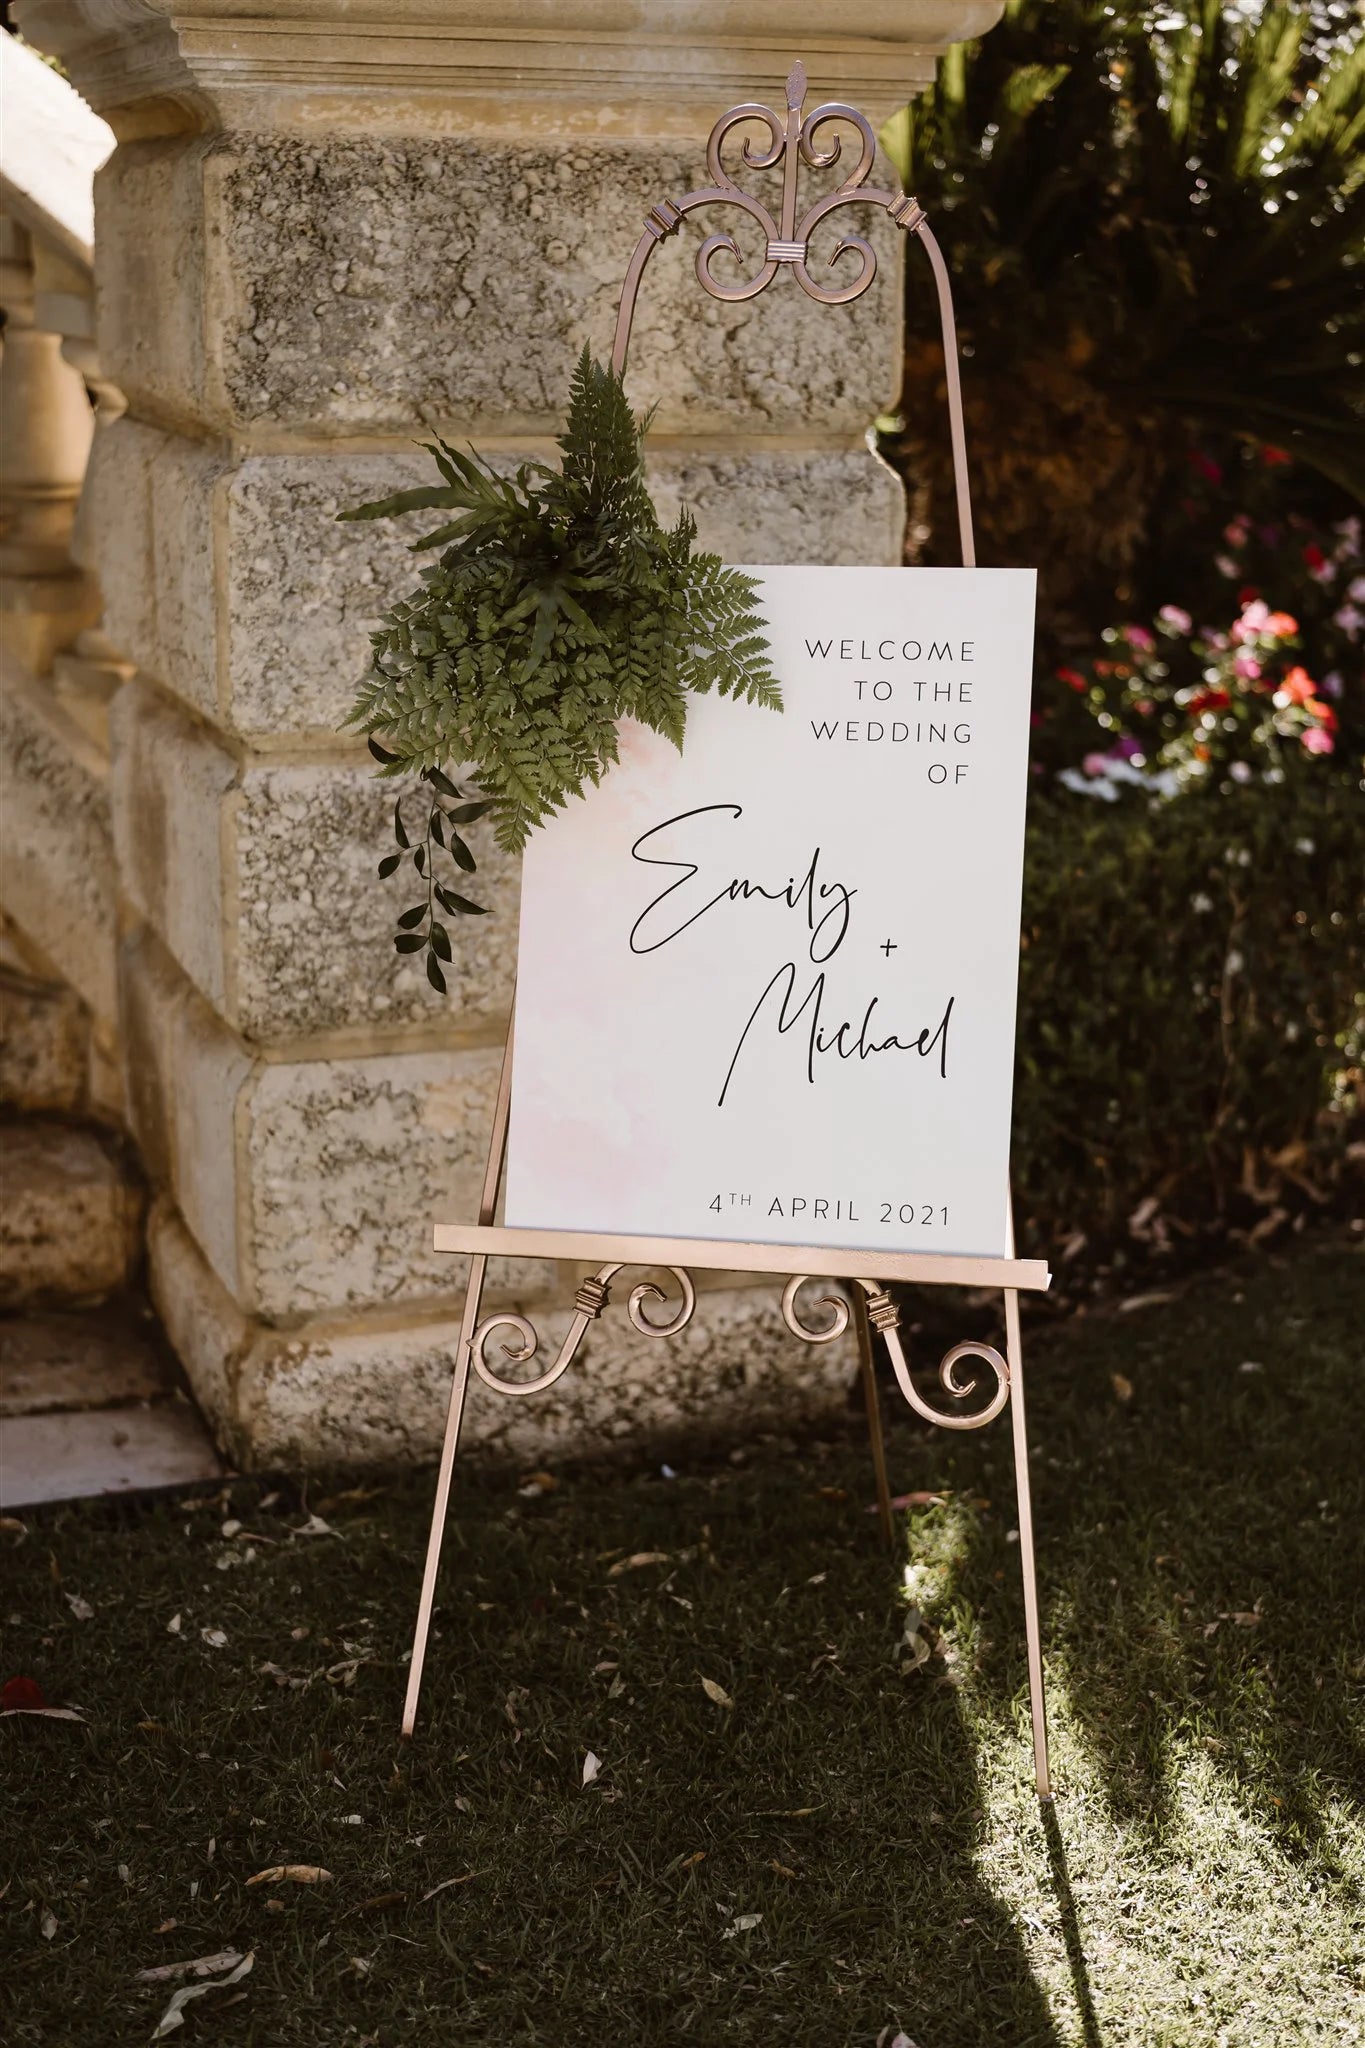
<box><xmin>341</xmin><ymin>350</ymin><xmax>781</xmax><ymax>990</ymax></box>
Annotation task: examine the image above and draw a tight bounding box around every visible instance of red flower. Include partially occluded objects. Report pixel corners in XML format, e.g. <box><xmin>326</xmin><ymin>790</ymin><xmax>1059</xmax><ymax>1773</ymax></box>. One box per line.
<box><xmin>1189</xmin><ymin>451</ymin><xmax>1224</xmax><ymax>484</ymax></box>
<box><xmin>1057</xmin><ymin>666</ymin><xmax>1088</xmax><ymax>693</ymax></box>
<box><xmin>1305</xmin><ymin>697</ymin><xmax>1338</xmax><ymax>731</ymax></box>
<box><xmin>1237</xmin><ymin>585</ymin><xmax>1261</xmax><ymax>607</ymax></box>
<box><xmin>1188</xmin><ymin>688</ymin><xmax>1231</xmax><ymax>715</ymax></box>
<box><xmin>1260</xmin><ymin>445</ymin><xmax>1292</xmax><ymax>466</ymax></box>
<box><xmin>1303</xmin><ymin>543</ymin><xmax>1328</xmax><ymax>573</ymax></box>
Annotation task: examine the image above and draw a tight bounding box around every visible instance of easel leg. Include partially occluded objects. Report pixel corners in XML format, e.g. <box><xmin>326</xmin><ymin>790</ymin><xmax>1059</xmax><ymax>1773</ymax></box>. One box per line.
<box><xmin>1004</xmin><ymin>1281</ymin><xmax>1052</xmax><ymax>1799</ymax></box>
<box><xmin>401</xmin><ymin>1251</ymin><xmax>490</xmax><ymax>1739</ymax></box>
<box><xmin>402</xmin><ymin>1002</ymin><xmax>517</xmax><ymax>1740</ymax></box>
<box><xmin>853</xmin><ymin>1286</ymin><xmax>896</xmax><ymax>1553</ymax></box>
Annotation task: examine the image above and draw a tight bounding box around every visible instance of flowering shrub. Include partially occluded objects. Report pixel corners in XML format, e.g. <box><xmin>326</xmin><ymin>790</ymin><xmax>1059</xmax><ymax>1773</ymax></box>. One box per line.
<box><xmin>1052</xmin><ymin>503</ymin><xmax>1361</xmax><ymax>796</ymax></box>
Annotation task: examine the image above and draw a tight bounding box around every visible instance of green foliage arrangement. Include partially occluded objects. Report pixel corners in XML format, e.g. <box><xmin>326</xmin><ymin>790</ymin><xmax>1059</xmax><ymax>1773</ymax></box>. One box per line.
<box><xmin>880</xmin><ymin>0</ymin><xmax>1365</xmax><ymax>621</ymax></box>
<box><xmin>341</xmin><ymin>351</ymin><xmax>780</xmax><ymax>985</ymax></box>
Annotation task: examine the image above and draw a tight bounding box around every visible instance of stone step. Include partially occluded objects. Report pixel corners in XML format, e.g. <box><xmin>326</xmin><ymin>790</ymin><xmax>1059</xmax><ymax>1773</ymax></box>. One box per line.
<box><xmin>0</xmin><ymin>1304</ymin><xmax>224</xmax><ymax>1509</ymax></box>
<box><xmin>0</xmin><ymin>1305</ymin><xmax>166</xmax><ymax>1415</ymax></box>
<box><xmin>0</xmin><ymin>1404</ymin><xmax>223</xmax><ymax>1510</ymax></box>
<box><xmin>0</xmin><ymin>963</ymin><xmax>89</xmax><ymax>1114</ymax></box>
<box><xmin>0</xmin><ymin>1119</ymin><xmax>144</xmax><ymax>1307</ymax></box>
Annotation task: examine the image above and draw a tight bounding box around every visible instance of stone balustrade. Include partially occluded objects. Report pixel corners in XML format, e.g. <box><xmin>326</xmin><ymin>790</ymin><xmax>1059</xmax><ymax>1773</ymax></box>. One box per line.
<box><xmin>5</xmin><ymin>0</ymin><xmax>1000</xmax><ymax>1468</ymax></box>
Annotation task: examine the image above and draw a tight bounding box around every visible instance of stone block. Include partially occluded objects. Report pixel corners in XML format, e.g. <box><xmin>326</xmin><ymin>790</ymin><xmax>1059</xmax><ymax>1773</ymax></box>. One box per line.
<box><xmin>96</xmin><ymin>132</ymin><xmax>901</xmax><ymax>438</ymax></box>
<box><xmin>0</xmin><ymin>653</ymin><xmax>116</xmax><ymax>1027</ymax></box>
<box><xmin>148</xmin><ymin>1195</ymin><xmax>855</xmax><ymax>1471</ymax></box>
<box><xmin>242</xmin><ymin>1040</ymin><xmax>537</xmax><ymax>1320</ymax></box>
<box><xmin>231</xmin><ymin>755</ymin><xmax>520</xmax><ymax>1040</ymax></box>
<box><xmin>119</xmin><ymin>923</ymin><xmax>251</xmax><ymax>1295</ymax></box>
<box><xmin>649</xmin><ymin>444</ymin><xmax>905</xmax><ymax>573</ymax></box>
<box><xmin>109</xmin><ymin>673</ymin><xmax>520</xmax><ymax>1039</ymax></box>
<box><xmin>123</xmin><ymin>937</ymin><xmax>549</xmax><ymax>1318</ymax></box>
<box><xmin>94</xmin><ymin>139</ymin><xmax>210</xmax><ymax>436</ymax></box>
<box><xmin>71</xmin><ymin>416</ymin><xmax>160</xmax><ymax>674</ymax></box>
<box><xmin>0</xmin><ymin>1120</ymin><xmax>143</xmax><ymax>1307</ymax></box>
<box><xmin>79</xmin><ymin>437</ymin><xmax>903</xmax><ymax>740</ymax></box>
<box><xmin>108</xmin><ymin>675</ymin><xmax>237</xmax><ymax>1013</ymax></box>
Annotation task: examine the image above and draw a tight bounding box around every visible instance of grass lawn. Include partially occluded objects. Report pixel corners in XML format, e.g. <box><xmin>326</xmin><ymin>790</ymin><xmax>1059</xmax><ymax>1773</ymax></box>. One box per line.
<box><xmin>3</xmin><ymin>1234</ymin><xmax>1362</xmax><ymax>2046</ymax></box>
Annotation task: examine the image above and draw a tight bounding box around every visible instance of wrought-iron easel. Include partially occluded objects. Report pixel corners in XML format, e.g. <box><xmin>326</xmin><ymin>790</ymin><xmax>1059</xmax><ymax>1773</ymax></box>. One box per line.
<box><xmin>402</xmin><ymin>61</ymin><xmax>1053</xmax><ymax>1802</ymax></box>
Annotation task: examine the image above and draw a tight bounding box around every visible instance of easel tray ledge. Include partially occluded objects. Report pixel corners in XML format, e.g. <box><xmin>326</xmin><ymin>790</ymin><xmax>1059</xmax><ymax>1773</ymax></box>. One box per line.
<box><xmin>433</xmin><ymin>1223</ymin><xmax>1051</xmax><ymax>1293</ymax></box>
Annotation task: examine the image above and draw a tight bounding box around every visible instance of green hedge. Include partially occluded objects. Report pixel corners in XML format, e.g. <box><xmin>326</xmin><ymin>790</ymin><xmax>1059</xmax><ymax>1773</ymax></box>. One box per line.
<box><xmin>1013</xmin><ymin>779</ymin><xmax>1363</xmax><ymax>1255</ymax></box>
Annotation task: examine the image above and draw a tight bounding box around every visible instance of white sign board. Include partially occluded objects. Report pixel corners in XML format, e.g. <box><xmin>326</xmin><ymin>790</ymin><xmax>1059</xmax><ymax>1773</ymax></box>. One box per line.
<box><xmin>504</xmin><ymin>566</ymin><xmax>1036</xmax><ymax>1259</ymax></box>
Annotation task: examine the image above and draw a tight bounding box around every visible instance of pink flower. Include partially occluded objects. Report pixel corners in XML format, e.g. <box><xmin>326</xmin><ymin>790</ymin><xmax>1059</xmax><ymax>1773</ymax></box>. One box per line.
<box><xmin>1301</xmin><ymin>725</ymin><xmax>1334</xmax><ymax>755</ymax></box>
<box><xmin>1264</xmin><ymin>611</ymin><xmax>1298</xmax><ymax>639</ymax></box>
<box><xmin>1223</xmin><ymin>518</ymin><xmax>1251</xmax><ymax>547</ymax></box>
<box><xmin>1125</xmin><ymin>624</ymin><xmax>1156</xmax><ymax>652</ymax></box>
<box><xmin>1232</xmin><ymin>653</ymin><xmax>1262</xmax><ymax>681</ymax></box>
<box><xmin>1158</xmin><ymin>605</ymin><xmax>1192</xmax><ymax>634</ymax></box>
<box><xmin>1231</xmin><ymin>600</ymin><xmax>1269</xmax><ymax>644</ymax></box>
<box><xmin>1082</xmin><ymin>752</ymin><xmax>1111</xmax><ymax>777</ymax></box>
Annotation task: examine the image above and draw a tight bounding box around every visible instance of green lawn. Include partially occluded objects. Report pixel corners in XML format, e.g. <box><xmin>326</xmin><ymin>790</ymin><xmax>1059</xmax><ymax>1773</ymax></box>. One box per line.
<box><xmin>4</xmin><ymin>1235</ymin><xmax>1363</xmax><ymax>2045</ymax></box>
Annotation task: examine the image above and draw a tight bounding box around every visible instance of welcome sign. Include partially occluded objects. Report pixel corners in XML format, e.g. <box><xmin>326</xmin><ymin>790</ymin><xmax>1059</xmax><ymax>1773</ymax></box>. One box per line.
<box><xmin>504</xmin><ymin>566</ymin><xmax>1037</xmax><ymax>1260</ymax></box>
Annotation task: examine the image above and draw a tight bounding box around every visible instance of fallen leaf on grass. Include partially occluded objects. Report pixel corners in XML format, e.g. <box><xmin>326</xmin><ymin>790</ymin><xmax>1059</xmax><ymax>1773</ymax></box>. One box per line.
<box><xmin>40</xmin><ymin>1909</ymin><xmax>58</xmax><ymax>1940</ymax></box>
<box><xmin>349</xmin><ymin>1892</ymin><xmax>407</xmax><ymax>1915</ymax></box>
<box><xmin>0</xmin><ymin>1516</ymin><xmax>27</xmax><ymax>1537</ymax></box>
<box><xmin>679</xmin><ymin>1851</ymin><xmax>706</xmax><ymax>1870</ymax></box>
<box><xmin>517</xmin><ymin>1471</ymin><xmax>557</xmax><ymax>1497</ymax></box>
<box><xmin>900</xmin><ymin>1606</ymin><xmax>932</xmax><ymax>1674</ymax></box>
<box><xmin>151</xmin><ymin>1950</ymin><xmax>253</xmax><ymax>2039</ymax></box>
<box><xmin>700</xmin><ymin>1677</ymin><xmax>734</xmax><ymax>1710</ymax></box>
<box><xmin>769</xmin><ymin>1860</ymin><xmax>799</xmax><ymax>1880</ymax></box>
<box><xmin>869</xmin><ymin>1492</ymin><xmax>944</xmax><ymax>1514</ymax></box>
<box><xmin>65</xmin><ymin>1594</ymin><xmax>94</xmax><ymax>1622</ymax></box>
<box><xmin>200</xmin><ymin>1628</ymin><xmax>228</xmax><ymax>1650</ymax></box>
<box><xmin>581</xmin><ymin>1752</ymin><xmax>602</xmax><ymax>1787</ymax></box>
<box><xmin>292</xmin><ymin>1513</ymin><xmax>339</xmax><ymax>1539</ymax></box>
<box><xmin>1110</xmin><ymin>1372</ymin><xmax>1134</xmax><ymax>1403</ymax></box>
<box><xmin>245</xmin><ymin>1865</ymin><xmax>332</xmax><ymax>1886</ymax></box>
<box><xmin>135</xmin><ymin>1950</ymin><xmax>245</xmax><ymax>1985</ymax></box>
<box><xmin>1118</xmin><ymin>1291</ymin><xmax>1174</xmax><ymax>1314</ymax></box>
<box><xmin>166</xmin><ymin>1614</ymin><xmax>182</xmax><ymax>1636</ymax></box>
<box><xmin>2</xmin><ymin>1701</ymin><xmax>87</xmax><ymax>1722</ymax></box>
<box><xmin>606</xmin><ymin>1551</ymin><xmax>669</xmax><ymax>1577</ymax></box>
<box><xmin>721</xmin><ymin>1913</ymin><xmax>762</xmax><ymax>1939</ymax></box>
<box><xmin>421</xmin><ymin>1873</ymin><xmax>483</xmax><ymax>1902</ymax></box>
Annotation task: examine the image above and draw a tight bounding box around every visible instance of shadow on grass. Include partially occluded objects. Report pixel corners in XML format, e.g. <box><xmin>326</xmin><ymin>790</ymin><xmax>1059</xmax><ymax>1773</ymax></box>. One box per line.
<box><xmin>1014</xmin><ymin>1239</ymin><xmax>1365</xmax><ymax>1882</ymax></box>
<box><xmin>1041</xmin><ymin>1800</ymin><xmax>1104</xmax><ymax>2048</ymax></box>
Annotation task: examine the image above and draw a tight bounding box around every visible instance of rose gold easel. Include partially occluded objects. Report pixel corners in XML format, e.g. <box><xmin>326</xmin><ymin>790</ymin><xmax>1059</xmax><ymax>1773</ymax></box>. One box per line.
<box><xmin>402</xmin><ymin>62</ymin><xmax>1054</xmax><ymax>1801</ymax></box>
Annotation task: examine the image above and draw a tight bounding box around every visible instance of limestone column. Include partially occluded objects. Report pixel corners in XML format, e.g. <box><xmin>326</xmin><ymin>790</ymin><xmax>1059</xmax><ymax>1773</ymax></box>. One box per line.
<box><xmin>15</xmin><ymin>0</ymin><xmax>1001</xmax><ymax>1468</ymax></box>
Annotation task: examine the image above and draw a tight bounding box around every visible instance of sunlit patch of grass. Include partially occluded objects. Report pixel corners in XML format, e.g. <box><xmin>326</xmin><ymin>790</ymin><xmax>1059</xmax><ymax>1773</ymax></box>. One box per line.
<box><xmin>2</xmin><ymin>1235</ymin><xmax>1361</xmax><ymax>2044</ymax></box>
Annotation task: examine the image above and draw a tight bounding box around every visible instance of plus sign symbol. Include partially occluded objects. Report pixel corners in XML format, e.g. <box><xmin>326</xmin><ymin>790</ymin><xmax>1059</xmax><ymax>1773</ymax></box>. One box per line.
<box><xmin>880</xmin><ymin>939</ymin><xmax>898</xmax><ymax>958</ymax></box>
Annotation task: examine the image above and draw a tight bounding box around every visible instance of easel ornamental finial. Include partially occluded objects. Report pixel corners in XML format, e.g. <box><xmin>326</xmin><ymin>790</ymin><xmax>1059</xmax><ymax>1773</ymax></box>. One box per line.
<box><xmin>610</xmin><ymin>56</ymin><xmax>971</xmax><ymax>567</ymax></box>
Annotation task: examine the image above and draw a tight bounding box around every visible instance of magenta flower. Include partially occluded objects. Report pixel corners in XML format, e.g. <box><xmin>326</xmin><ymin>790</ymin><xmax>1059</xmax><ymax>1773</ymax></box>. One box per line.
<box><xmin>1125</xmin><ymin>624</ymin><xmax>1156</xmax><ymax>652</ymax></box>
<box><xmin>1301</xmin><ymin>725</ymin><xmax>1334</xmax><ymax>755</ymax></box>
<box><xmin>1232</xmin><ymin>653</ymin><xmax>1262</xmax><ymax>681</ymax></box>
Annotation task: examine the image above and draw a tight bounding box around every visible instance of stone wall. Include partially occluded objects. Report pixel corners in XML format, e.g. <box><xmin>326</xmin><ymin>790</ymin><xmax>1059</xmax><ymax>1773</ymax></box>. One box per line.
<box><xmin>7</xmin><ymin>0</ymin><xmax>1000</xmax><ymax>1467</ymax></box>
